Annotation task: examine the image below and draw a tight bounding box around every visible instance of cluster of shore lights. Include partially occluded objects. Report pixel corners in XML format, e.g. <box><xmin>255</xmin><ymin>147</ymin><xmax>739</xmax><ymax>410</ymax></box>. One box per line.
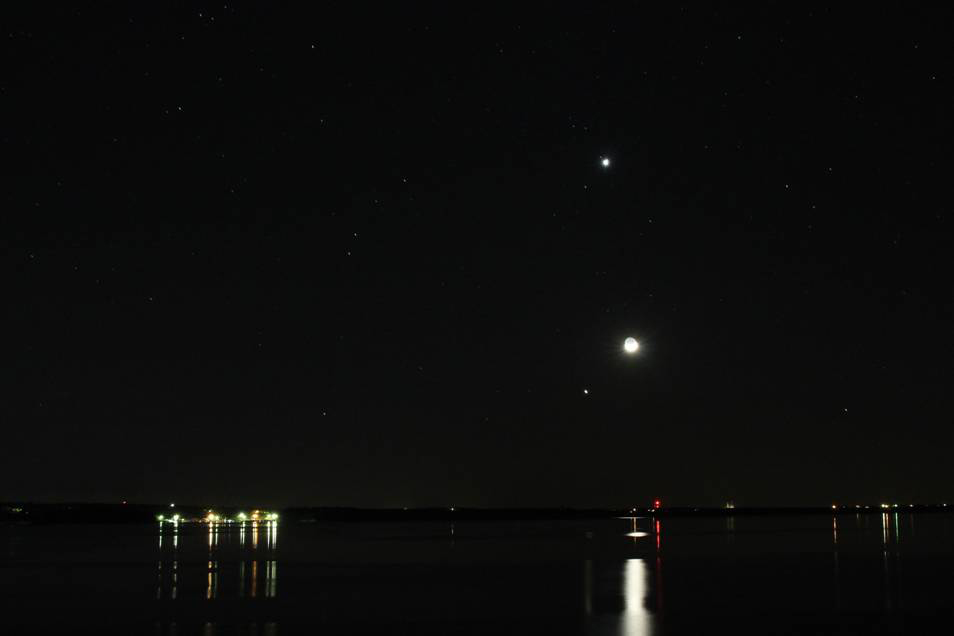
<box><xmin>829</xmin><ymin>503</ymin><xmax>949</xmax><ymax>510</ymax></box>
<box><xmin>156</xmin><ymin>509</ymin><xmax>279</xmax><ymax>524</ymax></box>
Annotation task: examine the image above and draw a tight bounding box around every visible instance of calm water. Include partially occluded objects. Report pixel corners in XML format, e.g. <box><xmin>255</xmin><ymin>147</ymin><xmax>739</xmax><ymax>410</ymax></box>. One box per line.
<box><xmin>3</xmin><ymin>513</ymin><xmax>954</xmax><ymax>634</ymax></box>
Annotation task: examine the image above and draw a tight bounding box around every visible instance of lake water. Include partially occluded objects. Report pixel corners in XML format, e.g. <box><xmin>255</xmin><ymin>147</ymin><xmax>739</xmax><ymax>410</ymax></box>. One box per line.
<box><xmin>3</xmin><ymin>513</ymin><xmax>954</xmax><ymax>634</ymax></box>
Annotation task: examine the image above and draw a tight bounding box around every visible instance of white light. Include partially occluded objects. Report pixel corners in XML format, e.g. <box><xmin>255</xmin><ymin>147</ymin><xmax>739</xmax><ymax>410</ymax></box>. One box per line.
<box><xmin>583</xmin><ymin>388</ymin><xmax>589</xmax><ymax>395</ymax></box>
<box><xmin>623</xmin><ymin>337</ymin><xmax>639</xmax><ymax>353</ymax></box>
<box><xmin>601</xmin><ymin>157</ymin><xmax>611</xmax><ymax>168</ymax></box>
<box><xmin>622</xmin><ymin>559</ymin><xmax>652</xmax><ymax>634</ymax></box>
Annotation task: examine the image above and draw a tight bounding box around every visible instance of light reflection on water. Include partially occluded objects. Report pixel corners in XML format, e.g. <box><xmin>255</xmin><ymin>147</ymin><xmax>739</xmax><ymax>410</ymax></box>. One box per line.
<box><xmin>157</xmin><ymin>520</ymin><xmax>278</xmax><ymax>602</ymax></box>
<box><xmin>586</xmin><ymin>558</ymin><xmax>656</xmax><ymax>636</ymax></box>
<box><xmin>621</xmin><ymin>559</ymin><xmax>654</xmax><ymax>636</ymax></box>
<box><xmin>625</xmin><ymin>517</ymin><xmax>649</xmax><ymax>539</ymax></box>
<box><xmin>266</xmin><ymin>560</ymin><xmax>277</xmax><ymax>598</ymax></box>
<box><xmin>152</xmin><ymin>517</ymin><xmax>656</xmax><ymax>632</ymax></box>
<box><xmin>11</xmin><ymin>514</ymin><xmax>954</xmax><ymax>633</ymax></box>
<box><xmin>206</xmin><ymin>560</ymin><xmax>217</xmax><ymax>600</ymax></box>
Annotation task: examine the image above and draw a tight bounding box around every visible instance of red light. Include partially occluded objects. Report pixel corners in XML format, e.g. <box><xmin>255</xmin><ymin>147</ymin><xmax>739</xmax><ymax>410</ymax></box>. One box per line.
<box><xmin>653</xmin><ymin>499</ymin><xmax>661</xmax><ymax>509</ymax></box>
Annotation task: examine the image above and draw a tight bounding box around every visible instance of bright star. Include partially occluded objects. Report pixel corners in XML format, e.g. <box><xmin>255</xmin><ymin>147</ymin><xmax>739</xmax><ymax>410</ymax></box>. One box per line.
<box><xmin>601</xmin><ymin>157</ymin><xmax>611</xmax><ymax>168</ymax></box>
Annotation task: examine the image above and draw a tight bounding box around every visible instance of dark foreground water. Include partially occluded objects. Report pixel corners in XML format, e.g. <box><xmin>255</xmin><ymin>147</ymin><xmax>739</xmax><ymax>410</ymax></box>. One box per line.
<box><xmin>3</xmin><ymin>513</ymin><xmax>954</xmax><ymax>634</ymax></box>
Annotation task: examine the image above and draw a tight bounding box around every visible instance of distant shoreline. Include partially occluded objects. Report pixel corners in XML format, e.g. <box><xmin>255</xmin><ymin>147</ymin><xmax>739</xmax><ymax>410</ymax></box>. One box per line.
<box><xmin>2</xmin><ymin>502</ymin><xmax>951</xmax><ymax>524</ymax></box>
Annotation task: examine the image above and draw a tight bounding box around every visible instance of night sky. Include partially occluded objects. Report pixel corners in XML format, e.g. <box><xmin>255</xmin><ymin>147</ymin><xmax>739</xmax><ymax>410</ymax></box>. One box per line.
<box><xmin>5</xmin><ymin>3</ymin><xmax>953</xmax><ymax>508</ymax></box>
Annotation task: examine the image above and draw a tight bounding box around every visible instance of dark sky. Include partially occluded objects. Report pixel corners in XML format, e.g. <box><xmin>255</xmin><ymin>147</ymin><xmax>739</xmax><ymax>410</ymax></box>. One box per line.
<box><xmin>5</xmin><ymin>3</ymin><xmax>953</xmax><ymax>507</ymax></box>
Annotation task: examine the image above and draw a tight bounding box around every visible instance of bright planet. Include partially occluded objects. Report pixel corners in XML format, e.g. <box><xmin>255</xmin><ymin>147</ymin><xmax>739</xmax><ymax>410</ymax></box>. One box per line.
<box><xmin>623</xmin><ymin>337</ymin><xmax>639</xmax><ymax>353</ymax></box>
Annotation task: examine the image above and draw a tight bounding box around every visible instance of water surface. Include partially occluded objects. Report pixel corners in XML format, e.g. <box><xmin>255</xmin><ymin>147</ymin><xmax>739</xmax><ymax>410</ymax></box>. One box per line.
<box><xmin>3</xmin><ymin>512</ymin><xmax>954</xmax><ymax>634</ymax></box>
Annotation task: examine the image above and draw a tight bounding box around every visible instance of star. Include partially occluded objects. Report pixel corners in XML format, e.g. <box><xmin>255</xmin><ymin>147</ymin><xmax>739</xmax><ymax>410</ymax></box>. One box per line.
<box><xmin>583</xmin><ymin>388</ymin><xmax>589</xmax><ymax>395</ymax></box>
<box><xmin>600</xmin><ymin>157</ymin><xmax>611</xmax><ymax>168</ymax></box>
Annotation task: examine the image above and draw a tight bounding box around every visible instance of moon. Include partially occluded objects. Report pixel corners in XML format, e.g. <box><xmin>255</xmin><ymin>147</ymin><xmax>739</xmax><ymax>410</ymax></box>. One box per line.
<box><xmin>600</xmin><ymin>157</ymin><xmax>611</xmax><ymax>168</ymax></box>
<box><xmin>623</xmin><ymin>337</ymin><xmax>639</xmax><ymax>353</ymax></box>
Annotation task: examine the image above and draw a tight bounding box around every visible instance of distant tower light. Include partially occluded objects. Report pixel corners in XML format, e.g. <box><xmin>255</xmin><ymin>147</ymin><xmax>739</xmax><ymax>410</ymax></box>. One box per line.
<box><xmin>653</xmin><ymin>499</ymin><xmax>662</xmax><ymax>510</ymax></box>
